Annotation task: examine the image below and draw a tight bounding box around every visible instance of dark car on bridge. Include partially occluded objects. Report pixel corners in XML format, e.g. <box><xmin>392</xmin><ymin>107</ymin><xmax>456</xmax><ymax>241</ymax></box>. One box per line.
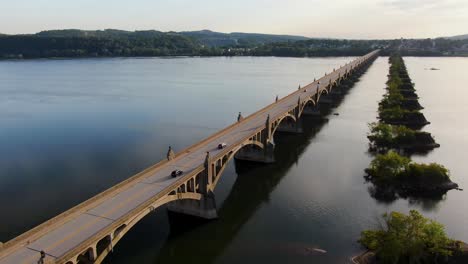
<box><xmin>218</xmin><ymin>143</ymin><xmax>227</xmax><ymax>149</ymax></box>
<box><xmin>171</xmin><ymin>169</ymin><xmax>183</xmax><ymax>178</ymax></box>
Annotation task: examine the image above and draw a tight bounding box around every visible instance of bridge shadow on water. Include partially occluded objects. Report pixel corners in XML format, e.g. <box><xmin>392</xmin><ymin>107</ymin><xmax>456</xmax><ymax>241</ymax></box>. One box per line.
<box><xmin>105</xmin><ymin>68</ymin><xmax>371</xmax><ymax>264</ymax></box>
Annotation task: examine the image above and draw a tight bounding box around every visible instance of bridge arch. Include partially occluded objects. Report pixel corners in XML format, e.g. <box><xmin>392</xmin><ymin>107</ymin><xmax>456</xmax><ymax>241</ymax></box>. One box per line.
<box><xmin>210</xmin><ymin>140</ymin><xmax>265</xmax><ymax>190</ymax></box>
<box><xmin>299</xmin><ymin>98</ymin><xmax>316</xmax><ymax>117</ymax></box>
<box><xmin>316</xmin><ymin>88</ymin><xmax>329</xmax><ymax>102</ymax></box>
<box><xmin>76</xmin><ymin>246</ymin><xmax>96</xmax><ymax>264</ymax></box>
<box><xmin>88</xmin><ymin>191</ymin><xmax>203</xmax><ymax>264</ymax></box>
<box><xmin>271</xmin><ymin>113</ymin><xmax>297</xmax><ymax>137</ymax></box>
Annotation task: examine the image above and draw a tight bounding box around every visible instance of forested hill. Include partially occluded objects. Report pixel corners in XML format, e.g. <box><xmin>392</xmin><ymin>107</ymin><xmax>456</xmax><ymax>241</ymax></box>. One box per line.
<box><xmin>31</xmin><ymin>29</ymin><xmax>309</xmax><ymax>46</ymax></box>
<box><xmin>1</xmin><ymin>29</ymin><xmax>468</xmax><ymax>59</ymax></box>
<box><xmin>180</xmin><ymin>30</ymin><xmax>309</xmax><ymax>46</ymax></box>
<box><xmin>0</xmin><ymin>29</ymin><xmax>312</xmax><ymax>58</ymax></box>
<box><xmin>0</xmin><ymin>30</ymin><xmax>203</xmax><ymax>58</ymax></box>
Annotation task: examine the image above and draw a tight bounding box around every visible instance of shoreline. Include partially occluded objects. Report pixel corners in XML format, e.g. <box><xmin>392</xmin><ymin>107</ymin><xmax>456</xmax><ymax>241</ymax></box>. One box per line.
<box><xmin>1</xmin><ymin>54</ymin><xmax>468</xmax><ymax>61</ymax></box>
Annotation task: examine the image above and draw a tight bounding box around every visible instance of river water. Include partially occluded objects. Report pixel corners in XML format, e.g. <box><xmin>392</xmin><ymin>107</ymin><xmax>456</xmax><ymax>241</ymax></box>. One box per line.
<box><xmin>0</xmin><ymin>56</ymin><xmax>466</xmax><ymax>263</ymax></box>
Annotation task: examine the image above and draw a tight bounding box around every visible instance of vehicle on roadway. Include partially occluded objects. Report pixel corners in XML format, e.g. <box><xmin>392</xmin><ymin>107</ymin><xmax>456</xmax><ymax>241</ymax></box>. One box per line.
<box><xmin>218</xmin><ymin>143</ymin><xmax>227</xmax><ymax>149</ymax></box>
<box><xmin>171</xmin><ymin>169</ymin><xmax>183</xmax><ymax>178</ymax></box>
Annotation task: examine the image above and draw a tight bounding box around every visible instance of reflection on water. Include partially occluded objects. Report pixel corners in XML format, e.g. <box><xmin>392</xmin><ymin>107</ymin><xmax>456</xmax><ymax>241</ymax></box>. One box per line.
<box><xmin>1</xmin><ymin>56</ymin><xmax>467</xmax><ymax>264</ymax></box>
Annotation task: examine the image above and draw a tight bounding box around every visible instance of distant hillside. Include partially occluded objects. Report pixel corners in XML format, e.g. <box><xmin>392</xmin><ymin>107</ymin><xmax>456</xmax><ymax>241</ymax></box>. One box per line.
<box><xmin>446</xmin><ymin>34</ymin><xmax>468</xmax><ymax>40</ymax></box>
<box><xmin>180</xmin><ymin>30</ymin><xmax>309</xmax><ymax>46</ymax></box>
<box><xmin>2</xmin><ymin>28</ymin><xmax>467</xmax><ymax>59</ymax></box>
<box><xmin>0</xmin><ymin>30</ymin><xmax>203</xmax><ymax>58</ymax></box>
<box><xmin>34</xmin><ymin>29</ymin><xmax>165</xmax><ymax>38</ymax></box>
<box><xmin>30</xmin><ymin>29</ymin><xmax>309</xmax><ymax>47</ymax></box>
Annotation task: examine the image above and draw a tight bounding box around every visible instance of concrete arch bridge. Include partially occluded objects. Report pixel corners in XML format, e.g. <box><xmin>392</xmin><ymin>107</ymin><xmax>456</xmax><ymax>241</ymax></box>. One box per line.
<box><xmin>0</xmin><ymin>50</ymin><xmax>379</xmax><ymax>264</ymax></box>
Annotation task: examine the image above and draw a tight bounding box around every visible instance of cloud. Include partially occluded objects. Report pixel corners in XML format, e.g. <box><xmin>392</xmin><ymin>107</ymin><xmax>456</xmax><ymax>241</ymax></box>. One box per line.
<box><xmin>381</xmin><ymin>0</ymin><xmax>467</xmax><ymax>11</ymax></box>
<box><xmin>383</xmin><ymin>0</ymin><xmax>437</xmax><ymax>10</ymax></box>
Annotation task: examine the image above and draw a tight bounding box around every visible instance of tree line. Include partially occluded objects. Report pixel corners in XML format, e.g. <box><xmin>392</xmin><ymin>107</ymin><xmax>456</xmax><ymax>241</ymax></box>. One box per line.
<box><xmin>1</xmin><ymin>30</ymin><xmax>467</xmax><ymax>59</ymax></box>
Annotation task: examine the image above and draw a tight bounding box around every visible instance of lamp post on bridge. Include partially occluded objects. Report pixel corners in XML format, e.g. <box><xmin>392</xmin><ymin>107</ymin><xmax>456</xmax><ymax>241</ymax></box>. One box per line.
<box><xmin>237</xmin><ymin>112</ymin><xmax>243</xmax><ymax>122</ymax></box>
<box><xmin>167</xmin><ymin>146</ymin><xmax>175</xmax><ymax>161</ymax></box>
<box><xmin>38</xmin><ymin>250</ymin><xmax>45</xmax><ymax>264</ymax></box>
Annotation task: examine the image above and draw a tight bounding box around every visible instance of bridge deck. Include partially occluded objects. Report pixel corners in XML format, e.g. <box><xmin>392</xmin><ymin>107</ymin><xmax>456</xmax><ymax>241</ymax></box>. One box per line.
<box><xmin>0</xmin><ymin>51</ymin><xmax>379</xmax><ymax>264</ymax></box>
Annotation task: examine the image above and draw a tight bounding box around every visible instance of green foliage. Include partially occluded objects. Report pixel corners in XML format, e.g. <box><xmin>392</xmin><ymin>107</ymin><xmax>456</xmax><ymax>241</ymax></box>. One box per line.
<box><xmin>367</xmin><ymin>151</ymin><xmax>411</xmax><ymax>184</ymax></box>
<box><xmin>405</xmin><ymin>163</ymin><xmax>450</xmax><ymax>186</ymax></box>
<box><xmin>359</xmin><ymin>210</ymin><xmax>454</xmax><ymax>263</ymax></box>
<box><xmin>380</xmin><ymin>92</ymin><xmax>405</xmax><ymax>109</ymax></box>
<box><xmin>368</xmin><ymin>123</ymin><xmax>417</xmax><ymax>149</ymax></box>
<box><xmin>2</xmin><ymin>30</ymin><xmax>468</xmax><ymax>59</ymax></box>
<box><xmin>379</xmin><ymin>106</ymin><xmax>407</xmax><ymax>121</ymax></box>
<box><xmin>366</xmin><ymin>150</ymin><xmax>451</xmax><ymax>188</ymax></box>
<box><xmin>378</xmin><ymin>54</ymin><xmax>427</xmax><ymax>125</ymax></box>
<box><xmin>0</xmin><ymin>31</ymin><xmax>390</xmax><ymax>59</ymax></box>
<box><xmin>0</xmin><ymin>33</ymin><xmax>205</xmax><ymax>58</ymax></box>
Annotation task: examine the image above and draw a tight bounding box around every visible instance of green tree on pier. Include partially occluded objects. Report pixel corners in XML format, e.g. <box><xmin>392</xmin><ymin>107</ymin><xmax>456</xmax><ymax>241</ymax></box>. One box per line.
<box><xmin>359</xmin><ymin>210</ymin><xmax>455</xmax><ymax>264</ymax></box>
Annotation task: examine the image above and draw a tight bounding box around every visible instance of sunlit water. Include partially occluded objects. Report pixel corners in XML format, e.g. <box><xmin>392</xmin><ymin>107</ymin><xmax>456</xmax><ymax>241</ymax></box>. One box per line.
<box><xmin>0</xmin><ymin>56</ymin><xmax>466</xmax><ymax>263</ymax></box>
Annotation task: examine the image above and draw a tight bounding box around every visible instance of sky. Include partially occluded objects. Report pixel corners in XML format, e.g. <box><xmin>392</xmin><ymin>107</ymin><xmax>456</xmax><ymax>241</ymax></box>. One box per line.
<box><xmin>1</xmin><ymin>0</ymin><xmax>468</xmax><ymax>39</ymax></box>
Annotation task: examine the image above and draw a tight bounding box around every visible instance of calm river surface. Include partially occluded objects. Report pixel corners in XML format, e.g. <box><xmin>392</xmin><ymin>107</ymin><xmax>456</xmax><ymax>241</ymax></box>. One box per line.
<box><xmin>0</xmin><ymin>56</ymin><xmax>467</xmax><ymax>263</ymax></box>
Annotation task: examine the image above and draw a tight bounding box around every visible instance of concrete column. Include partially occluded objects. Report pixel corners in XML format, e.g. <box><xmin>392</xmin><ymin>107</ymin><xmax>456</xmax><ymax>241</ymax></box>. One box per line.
<box><xmin>329</xmin><ymin>87</ymin><xmax>343</xmax><ymax>99</ymax></box>
<box><xmin>318</xmin><ymin>93</ymin><xmax>334</xmax><ymax>104</ymax></box>
<box><xmin>166</xmin><ymin>191</ymin><xmax>218</xmax><ymax>219</ymax></box>
<box><xmin>167</xmin><ymin>152</ymin><xmax>218</xmax><ymax>219</ymax></box>
<box><xmin>265</xmin><ymin>114</ymin><xmax>272</xmax><ymax>139</ymax></box>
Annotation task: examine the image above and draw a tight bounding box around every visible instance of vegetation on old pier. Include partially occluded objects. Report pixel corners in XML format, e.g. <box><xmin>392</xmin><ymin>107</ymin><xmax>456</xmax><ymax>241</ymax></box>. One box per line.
<box><xmin>369</xmin><ymin>55</ymin><xmax>436</xmax><ymax>152</ymax></box>
<box><xmin>378</xmin><ymin>56</ymin><xmax>429</xmax><ymax>128</ymax></box>
<box><xmin>364</xmin><ymin>54</ymin><xmax>457</xmax><ymax>200</ymax></box>
<box><xmin>378</xmin><ymin>107</ymin><xmax>429</xmax><ymax>128</ymax></box>
<box><xmin>358</xmin><ymin>210</ymin><xmax>465</xmax><ymax>264</ymax></box>
<box><xmin>367</xmin><ymin>123</ymin><xmax>439</xmax><ymax>152</ymax></box>
<box><xmin>365</xmin><ymin>151</ymin><xmax>456</xmax><ymax>197</ymax></box>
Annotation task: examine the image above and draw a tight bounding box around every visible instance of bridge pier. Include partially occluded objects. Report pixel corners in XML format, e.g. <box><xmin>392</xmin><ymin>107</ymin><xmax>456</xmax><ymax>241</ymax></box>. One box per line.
<box><xmin>234</xmin><ymin>141</ymin><xmax>275</xmax><ymax>163</ymax></box>
<box><xmin>302</xmin><ymin>105</ymin><xmax>322</xmax><ymax>116</ymax></box>
<box><xmin>318</xmin><ymin>94</ymin><xmax>334</xmax><ymax>105</ymax></box>
<box><xmin>328</xmin><ymin>88</ymin><xmax>344</xmax><ymax>100</ymax></box>
<box><xmin>316</xmin><ymin>96</ymin><xmax>334</xmax><ymax>115</ymax></box>
<box><xmin>166</xmin><ymin>191</ymin><xmax>218</xmax><ymax>219</ymax></box>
